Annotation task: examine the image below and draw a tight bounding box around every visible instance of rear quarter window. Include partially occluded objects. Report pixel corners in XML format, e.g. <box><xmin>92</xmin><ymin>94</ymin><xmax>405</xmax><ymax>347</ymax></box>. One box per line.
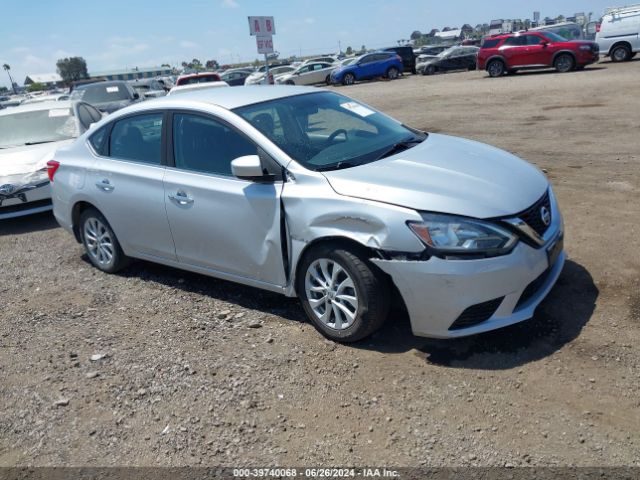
<box><xmin>481</xmin><ymin>39</ymin><xmax>501</xmax><ymax>49</ymax></box>
<box><xmin>88</xmin><ymin>127</ymin><xmax>108</xmax><ymax>156</ymax></box>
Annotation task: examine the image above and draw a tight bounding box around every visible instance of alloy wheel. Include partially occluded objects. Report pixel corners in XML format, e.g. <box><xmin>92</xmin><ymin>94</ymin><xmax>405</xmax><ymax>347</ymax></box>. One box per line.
<box><xmin>83</xmin><ymin>217</ymin><xmax>115</xmax><ymax>268</ymax></box>
<box><xmin>304</xmin><ymin>258</ymin><xmax>359</xmax><ymax>331</ymax></box>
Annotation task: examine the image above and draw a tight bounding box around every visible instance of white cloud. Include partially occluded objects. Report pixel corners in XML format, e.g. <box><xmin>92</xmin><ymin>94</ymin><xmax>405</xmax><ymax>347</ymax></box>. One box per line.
<box><xmin>221</xmin><ymin>0</ymin><xmax>239</xmax><ymax>8</ymax></box>
<box><xmin>304</xmin><ymin>18</ymin><xmax>316</xmax><ymax>24</ymax></box>
<box><xmin>180</xmin><ymin>40</ymin><xmax>198</xmax><ymax>49</ymax></box>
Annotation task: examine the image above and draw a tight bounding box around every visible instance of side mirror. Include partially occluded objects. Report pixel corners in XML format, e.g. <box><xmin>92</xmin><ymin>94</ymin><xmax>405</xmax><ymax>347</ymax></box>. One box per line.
<box><xmin>542</xmin><ymin>42</ymin><xmax>549</xmax><ymax>47</ymax></box>
<box><xmin>231</xmin><ymin>155</ymin><xmax>266</xmax><ymax>181</ymax></box>
<box><xmin>133</xmin><ymin>92</ymin><xmax>140</xmax><ymax>100</ymax></box>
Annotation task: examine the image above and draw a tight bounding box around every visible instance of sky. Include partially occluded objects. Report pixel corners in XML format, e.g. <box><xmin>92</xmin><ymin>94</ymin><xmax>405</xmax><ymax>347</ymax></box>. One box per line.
<box><xmin>1</xmin><ymin>0</ymin><xmax>615</xmax><ymax>88</ymax></box>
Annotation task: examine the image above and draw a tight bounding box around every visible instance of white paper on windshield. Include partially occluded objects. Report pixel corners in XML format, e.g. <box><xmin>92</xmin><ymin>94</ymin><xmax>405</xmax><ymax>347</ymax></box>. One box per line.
<box><xmin>49</xmin><ymin>108</ymin><xmax>71</xmax><ymax>117</ymax></box>
<box><xmin>340</xmin><ymin>101</ymin><xmax>374</xmax><ymax>117</ymax></box>
<box><xmin>106</xmin><ymin>86</ymin><xmax>120</xmax><ymax>93</ymax></box>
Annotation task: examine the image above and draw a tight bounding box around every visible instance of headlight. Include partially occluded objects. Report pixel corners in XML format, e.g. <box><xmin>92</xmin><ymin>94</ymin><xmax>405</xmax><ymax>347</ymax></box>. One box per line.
<box><xmin>408</xmin><ymin>214</ymin><xmax>518</xmax><ymax>257</ymax></box>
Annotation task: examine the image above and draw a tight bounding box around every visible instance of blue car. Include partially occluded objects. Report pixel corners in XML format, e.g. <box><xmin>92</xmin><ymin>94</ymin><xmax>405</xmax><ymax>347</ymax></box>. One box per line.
<box><xmin>331</xmin><ymin>52</ymin><xmax>404</xmax><ymax>86</ymax></box>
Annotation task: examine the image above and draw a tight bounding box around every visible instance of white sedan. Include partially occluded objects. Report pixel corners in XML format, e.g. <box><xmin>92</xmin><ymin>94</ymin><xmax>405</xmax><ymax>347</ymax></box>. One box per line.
<box><xmin>275</xmin><ymin>62</ymin><xmax>336</xmax><ymax>86</ymax></box>
<box><xmin>244</xmin><ymin>66</ymin><xmax>296</xmax><ymax>85</ymax></box>
<box><xmin>0</xmin><ymin>100</ymin><xmax>102</xmax><ymax>219</ymax></box>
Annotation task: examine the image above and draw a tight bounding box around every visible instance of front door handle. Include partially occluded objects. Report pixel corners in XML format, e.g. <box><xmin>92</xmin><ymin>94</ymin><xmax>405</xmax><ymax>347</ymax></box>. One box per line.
<box><xmin>168</xmin><ymin>190</ymin><xmax>194</xmax><ymax>205</ymax></box>
<box><xmin>95</xmin><ymin>179</ymin><xmax>114</xmax><ymax>192</ymax></box>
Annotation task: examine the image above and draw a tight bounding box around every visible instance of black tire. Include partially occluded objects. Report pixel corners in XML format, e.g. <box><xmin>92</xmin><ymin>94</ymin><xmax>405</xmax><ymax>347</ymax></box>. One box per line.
<box><xmin>611</xmin><ymin>44</ymin><xmax>631</xmax><ymax>62</ymax></box>
<box><xmin>285</xmin><ymin>80</ymin><xmax>295</xmax><ymax>85</ymax></box>
<box><xmin>424</xmin><ymin>65</ymin><xmax>436</xmax><ymax>76</ymax></box>
<box><xmin>554</xmin><ymin>53</ymin><xmax>575</xmax><ymax>73</ymax></box>
<box><xmin>487</xmin><ymin>59</ymin><xmax>505</xmax><ymax>77</ymax></box>
<box><xmin>342</xmin><ymin>73</ymin><xmax>355</xmax><ymax>86</ymax></box>
<box><xmin>325</xmin><ymin>75</ymin><xmax>331</xmax><ymax>85</ymax></box>
<box><xmin>79</xmin><ymin>207</ymin><xmax>129</xmax><ymax>273</ymax></box>
<box><xmin>386</xmin><ymin>67</ymin><xmax>400</xmax><ymax>80</ymax></box>
<box><xmin>297</xmin><ymin>245</ymin><xmax>390</xmax><ymax>343</ymax></box>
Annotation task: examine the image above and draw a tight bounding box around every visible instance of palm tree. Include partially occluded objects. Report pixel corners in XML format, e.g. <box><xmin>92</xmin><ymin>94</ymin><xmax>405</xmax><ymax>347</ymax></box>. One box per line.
<box><xmin>3</xmin><ymin>63</ymin><xmax>15</xmax><ymax>93</ymax></box>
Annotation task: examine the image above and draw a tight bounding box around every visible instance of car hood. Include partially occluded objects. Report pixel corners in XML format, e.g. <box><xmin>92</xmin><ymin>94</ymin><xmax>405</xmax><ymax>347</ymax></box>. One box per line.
<box><xmin>0</xmin><ymin>140</ymin><xmax>73</xmax><ymax>186</ymax></box>
<box><xmin>321</xmin><ymin>133</ymin><xmax>548</xmax><ymax>219</ymax></box>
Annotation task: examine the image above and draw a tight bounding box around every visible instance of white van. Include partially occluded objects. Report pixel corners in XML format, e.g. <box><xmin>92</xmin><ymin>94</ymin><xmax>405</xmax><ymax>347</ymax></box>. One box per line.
<box><xmin>596</xmin><ymin>4</ymin><xmax>640</xmax><ymax>61</ymax></box>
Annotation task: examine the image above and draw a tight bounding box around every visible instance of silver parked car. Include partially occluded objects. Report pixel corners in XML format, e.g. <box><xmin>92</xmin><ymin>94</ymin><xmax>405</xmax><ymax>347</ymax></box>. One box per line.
<box><xmin>0</xmin><ymin>100</ymin><xmax>102</xmax><ymax>219</ymax></box>
<box><xmin>276</xmin><ymin>62</ymin><xmax>336</xmax><ymax>86</ymax></box>
<box><xmin>50</xmin><ymin>87</ymin><xmax>565</xmax><ymax>342</ymax></box>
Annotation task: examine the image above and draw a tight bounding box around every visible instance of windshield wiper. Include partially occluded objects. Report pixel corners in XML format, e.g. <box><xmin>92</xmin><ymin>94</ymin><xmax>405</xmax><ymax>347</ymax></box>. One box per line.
<box><xmin>315</xmin><ymin>161</ymin><xmax>362</xmax><ymax>172</ymax></box>
<box><xmin>376</xmin><ymin>137</ymin><xmax>425</xmax><ymax>160</ymax></box>
<box><xmin>24</xmin><ymin>140</ymin><xmax>58</xmax><ymax>146</ymax></box>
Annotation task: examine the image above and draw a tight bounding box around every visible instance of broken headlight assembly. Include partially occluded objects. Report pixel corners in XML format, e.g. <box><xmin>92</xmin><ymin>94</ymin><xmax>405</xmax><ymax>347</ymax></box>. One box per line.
<box><xmin>408</xmin><ymin>213</ymin><xmax>518</xmax><ymax>259</ymax></box>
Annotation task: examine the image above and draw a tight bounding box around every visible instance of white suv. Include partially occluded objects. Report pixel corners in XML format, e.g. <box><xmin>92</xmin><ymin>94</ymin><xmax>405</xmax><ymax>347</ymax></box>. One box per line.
<box><xmin>596</xmin><ymin>4</ymin><xmax>640</xmax><ymax>62</ymax></box>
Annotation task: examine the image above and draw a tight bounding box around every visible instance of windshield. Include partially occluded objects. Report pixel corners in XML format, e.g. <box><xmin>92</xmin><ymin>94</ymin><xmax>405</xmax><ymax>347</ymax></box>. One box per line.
<box><xmin>0</xmin><ymin>107</ymin><xmax>78</xmax><ymax>149</ymax></box>
<box><xmin>73</xmin><ymin>84</ymin><xmax>131</xmax><ymax>103</ymax></box>
<box><xmin>543</xmin><ymin>31</ymin><xmax>570</xmax><ymax>43</ymax></box>
<box><xmin>234</xmin><ymin>91</ymin><xmax>426</xmax><ymax>172</ymax></box>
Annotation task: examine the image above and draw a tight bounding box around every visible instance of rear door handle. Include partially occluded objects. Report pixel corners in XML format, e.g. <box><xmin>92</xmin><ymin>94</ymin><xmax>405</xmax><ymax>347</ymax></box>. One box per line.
<box><xmin>168</xmin><ymin>190</ymin><xmax>194</xmax><ymax>205</ymax></box>
<box><xmin>95</xmin><ymin>179</ymin><xmax>114</xmax><ymax>192</ymax></box>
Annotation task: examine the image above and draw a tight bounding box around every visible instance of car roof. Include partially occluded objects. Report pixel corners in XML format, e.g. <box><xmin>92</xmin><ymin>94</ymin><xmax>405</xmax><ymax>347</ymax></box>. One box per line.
<box><xmin>132</xmin><ymin>85</ymin><xmax>321</xmax><ymax>111</ymax></box>
<box><xmin>0</xmin><ymin>100</ymin><xmax>77</xmax><ymax>116</ymax></box>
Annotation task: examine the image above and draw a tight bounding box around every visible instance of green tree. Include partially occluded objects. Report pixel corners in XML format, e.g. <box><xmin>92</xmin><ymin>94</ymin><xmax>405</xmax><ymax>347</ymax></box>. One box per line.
<box><xmin>27</xmin><ymin>82</ymin><xmax>45</xmax><ymax>92</ymax></box>
<box><xmin>0</xmin><ymin>86</ymin><xmax>8</xmax><ymax>93</ymax></box>
<box><xmin>345</xmin><ymin>46</ymin><xmax>353</xmax><ymax>55</ymax></box>
<box><xmin>3</xmin><ymin>64</ymin><xmax>16</xmax><ymax>93</ymax></box>
<box><xmin>56</xmin><ymin>57</ymin><xmax>89</xmax><ymax>83</ymax></box>
<box><xmin>205</xmin><ymin>59</ymin><xmax>219</xmax><ymax>70</ymax></box>
<box><xmin>410</xmin><ymin>30</ymin><xmax>422</xmax><ymax>40</ymax></box>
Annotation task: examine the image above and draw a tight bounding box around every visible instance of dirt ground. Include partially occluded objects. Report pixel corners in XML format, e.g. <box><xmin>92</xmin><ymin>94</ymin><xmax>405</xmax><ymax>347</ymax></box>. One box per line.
<box><xmin>1</xmin><ymin>60</ymin><xmax>639</xmax><ymax>468</ymax></box>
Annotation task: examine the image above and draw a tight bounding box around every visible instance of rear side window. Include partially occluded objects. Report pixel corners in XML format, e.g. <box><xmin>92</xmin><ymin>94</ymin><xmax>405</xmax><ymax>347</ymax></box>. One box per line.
<box><xmin>504</xmin><ymin>36</ymin><xmax>526</xmax><ymax>46</ymax></box>
<box><xmin>172</xmin><ymin>113</ymin><xmax>256</xmax><ymax>177</ymax></box>
<box><xmin>89</xmin><ymin>127</ymin><xmax>108</xmax><ymax>156</ymax></box>
<box><xmin>481</xmin><ymin>39</ymin><xmax>501</xmax><ymax>48</ymax></box>
<box><xmin>109</xmin><ymin>113</ymin><xmax>163</xmax><ymax>164</ymax></box>
<box><xmin>526</xmin><ymin>35</ymin><xmax>544</xmax><ymax>45</ymax></box>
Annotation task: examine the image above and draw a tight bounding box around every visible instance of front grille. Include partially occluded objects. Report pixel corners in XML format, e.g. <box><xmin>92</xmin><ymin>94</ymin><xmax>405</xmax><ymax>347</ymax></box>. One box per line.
<box><xmin>449</xmin><ymin>297</ymin><xmax>504</xmax><ymax>331</ymax></box>
<box><xmin>0</xmin><ymin>199</ymin><xmax>52</xmax><ymax>215</ymax></box>
<box><xmin>515</xmin><ymin>267</ymin><xmax>553</xmax><ymax>309</ymax></box>
<box><xmin>516</xmin><ymin>190</ymin><xmax>552</xmax><ymax>237</ymax></box>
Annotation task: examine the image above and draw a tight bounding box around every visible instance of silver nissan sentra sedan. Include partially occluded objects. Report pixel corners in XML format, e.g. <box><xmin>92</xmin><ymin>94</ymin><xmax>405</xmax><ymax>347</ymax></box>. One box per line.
<box><xmin>50</xmin><ymin>86</ymin><xmax>565</xmax><ymax>342</ymax></box>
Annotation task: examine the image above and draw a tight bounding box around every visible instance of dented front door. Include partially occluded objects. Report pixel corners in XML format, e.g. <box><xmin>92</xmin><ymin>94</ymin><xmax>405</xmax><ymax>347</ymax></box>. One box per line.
<box><xmin>164</xmin><ymin>168</ymin><xmax>287</xmax><ymax>287</ymax></box>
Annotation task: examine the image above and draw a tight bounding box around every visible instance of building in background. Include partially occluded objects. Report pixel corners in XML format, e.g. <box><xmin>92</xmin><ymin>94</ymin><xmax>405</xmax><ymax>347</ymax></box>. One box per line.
<box><xmin>23</xmin><ymin>73</ymin><xmax>63</xmax><ymax>88</ymax></box>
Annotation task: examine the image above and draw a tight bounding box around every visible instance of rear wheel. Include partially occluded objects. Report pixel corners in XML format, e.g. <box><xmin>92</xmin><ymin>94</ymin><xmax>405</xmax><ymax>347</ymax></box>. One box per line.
<box><xmin>487</xmin><ymin>59</ymin><xmax>505</xmax><ymax>77</ymax></box>
<box><xmin>386</xmin><ymin>67</ymin><xmax>400</xmax><ymax>80</ymax></box>
<box><xmin>80</xmin><ymin>208</ymin><xmax>129</xmax><ymax>273</ymax></box>
<box><xmin>554</xmin><ymin>53</ymin><xmax>575</xmax><ymax>73</ymax></box>
<box><xmin>285</xmin><ymin>80</ymin><xmax>295</xmax><ymax>85</ymax></box>
<box><xmin>424</xmin><ymin>65</ymin><xmax>436</xmax><ymax>76</ymax></box>
<box><xmin>611</xmin><ymin>44</ymin><xmax>632</xmax><ymax>62</ymax></box>
<box><xmin>297</xmin><ymin>245</ymin><xmax>390</xmax><ymax>343</ymax></box>
<box><xmin>342</xmin><ymin>73</ymin><xmax>355</xmax><ymax>86</ymax></box>
<box><xmin>325</xmin><ymin>75</ymin><xmax>331</xmax><ymax>85</ymax></box>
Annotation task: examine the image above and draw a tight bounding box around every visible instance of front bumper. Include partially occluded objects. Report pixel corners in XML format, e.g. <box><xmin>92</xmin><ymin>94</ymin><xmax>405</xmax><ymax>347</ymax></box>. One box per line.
<box><xmin>0</xmin><ymin>182</ymin><xmax>52</xmax><ymax>220</ymax></box>
<box><xmin>372</xmin><ymin>195</ymin><xmax>565</xmax><ymax>339</ymax></box>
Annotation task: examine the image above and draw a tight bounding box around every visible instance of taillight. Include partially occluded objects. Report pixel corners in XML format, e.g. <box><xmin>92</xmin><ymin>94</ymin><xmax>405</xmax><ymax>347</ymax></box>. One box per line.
<box><xmin>47</xmin><ymin>160</ymin><xmax>60</xmax><ymax>182</ymax></box>
<box><xmin>268</xmin><ymin>72</ymin><xmax>274</xmax><ymax>85</ymax></box>
<box><xmin>596</xmin><ymin>23</ymin><xmax>601</xmax><ymax>33</ymax></box>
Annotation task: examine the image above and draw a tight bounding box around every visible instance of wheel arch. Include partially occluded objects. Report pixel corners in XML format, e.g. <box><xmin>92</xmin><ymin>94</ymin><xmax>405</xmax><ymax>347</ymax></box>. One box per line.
<box><xmin>485</xmin><ymin>55</ymin><xmax>507</xmax><ymax>70</ymax></box>
<box><xmin>552</xmin><ymin>50</ymin><xmax>577</xmax><ymax>64</ymax></box>
<box><xmin>71</xmin><ymin>200</ymin><xmax>103</xmax><ymax>243</ymax></box>
<box><xmin>291</xmin><ymin>236</ymin><xmax>382</xmax><ymax>296</ymax></box>
<box><xmin>608</xmin><ymin>41</ymin><xmax>632</xmax><ymax>56</ymax></box>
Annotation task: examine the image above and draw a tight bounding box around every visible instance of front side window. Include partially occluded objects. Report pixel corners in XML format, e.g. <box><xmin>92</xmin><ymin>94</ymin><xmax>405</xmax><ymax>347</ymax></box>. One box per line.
<box><xmin>172</xmin><ymin>114</ymin><xmax>257</xmax><ymax>176</ymax></box>
<box><xmin>481</xmin><ymin>39</ymin><xmax>501</xmax><ymax>49</ymax></box>
<box><xmin>234</xmin><ymin>91</ymin><xmax>426</xmax><ymax>172</ymax></box>
<box><xmin>526</xmin><ymin>35</ymin><xmax>544</xmax><ymax>45</ymax></box>
<box><xmin>109</xmin><ymin>113</ymin><xmax>163</xmax><ymax>164</ymax></box>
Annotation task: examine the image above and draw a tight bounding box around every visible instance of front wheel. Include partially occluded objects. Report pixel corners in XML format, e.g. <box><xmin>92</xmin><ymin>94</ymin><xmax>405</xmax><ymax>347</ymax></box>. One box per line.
<box><xmin>285</xmin><ymin>80</ymin><xmax>295</xmax><ymax>85</ymax></box>
<box><xmin>80</xmin><ymin>208</ymin><xmax>129</xmax><ymax>273</ymax></box>
<box><xmin>386</xmin><ymin>67</ymin><xmax>399</xmax><ymax>80</ymax></box>
<box><xmin>297</xmin><ymin>246</ymin><xmax>390</xmax><ymax>342</ymax></box>
<box><xmin>554</xmin><ymin>53</ymin><xmax>575</xmax><ymax>73</ymax></box>
<box><xmin>424</xmin><ymin>65</ymin><xmax>436</xmax><ymax>76</ymax></box>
